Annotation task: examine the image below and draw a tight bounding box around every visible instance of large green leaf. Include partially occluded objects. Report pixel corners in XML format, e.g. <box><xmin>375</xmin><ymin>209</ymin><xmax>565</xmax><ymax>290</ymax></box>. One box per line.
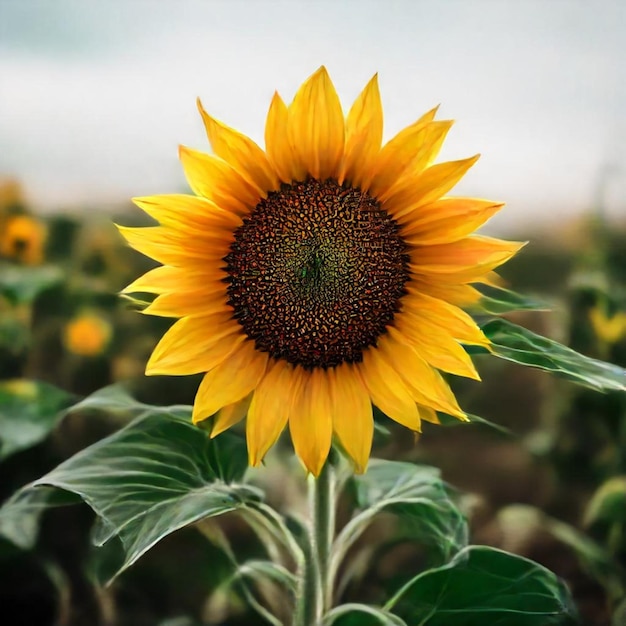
<box><xmin>0</xmin><ymin>407</ymin><xmax>259</xmax><ymax>580</ymax></box>
<box><xmin>332</xmin><ymin>461</ymin><xmax>468</xmax><ymax>594</ymax></box>
<box><xmin>0</xmin><ymin>263</ymin><xmax>63</xmax><ymax>304</ymax></box>
<box><xmin>385</xmin><ymin>545</ymin><xmax>578</xmax><ymax>625</ymax></box>
<box><xmin>0</xmin><ymin>380</ymin><xmax>76</xmax><ymax>460</ymax></box>
<box><xmin>352</xmin><ymin>461</ymin><xmax>468</xmax><ymax>561</ymax></box>
<box><xmin>324</xmin><ymin>604</ymin><xmax>408</xmax><ymax>626</ymax></box>
<box><xmin>66</xmin><ymin>383</ymin><xmax>175</xmax><ymax>418</ymax></box>
<box><xmin>482</xmin><ymin>318</ymin><xmax>626</xmax><ymax>392</ymax></box>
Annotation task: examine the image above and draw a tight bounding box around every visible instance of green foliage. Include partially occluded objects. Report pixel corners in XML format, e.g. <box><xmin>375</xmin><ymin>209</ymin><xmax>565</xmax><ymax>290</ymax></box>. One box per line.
<box><xmin>0</xmin><ymin>380</ymin><xmax>76</xmax><ymax>460</ymax></box>
<box><xmin>385</xmin><ymin>545</ymin><xmax>579</xmax><ymax>625</ymax></box>
<box><xmin>350</xmin><ymin>460</ymin><xmax>467</xmax><ymax>563</ymax></box>
<box><xmin>0</xmin><ymin>262</ymin><xmax>63</xmax><ymax>304</ymax></box>
<box><xmin>481</xmin><ymin>318</ymin><xmax>626</xmax><ymax>391</ymax></box>
<box><xmin>0</xmin><ymin>487</ymin><xmax>78</xmax><ymax>551</ymax></box>
<box><xmin>332</xmin><ymin>470</ymin><xmax>578</xmax><ymax>625</ymax></box>
<box><xmin>0</xmin><ymin>373</ymin><xmax>605</xmax><ymax>622</ymax></box>
<box><xmin>324</xmin><ymin>604</ymin><xmax>408</xmax><ymax>625</ymax></box>
<box><xmin>585</xmin><ymin>477</ymin><xmax>626</xmax><ymax>526</ymax></box>
<box><xmin>0</xmin><ymin>400</ymin><xmax>259</xmax><ymax>580</ymax></box>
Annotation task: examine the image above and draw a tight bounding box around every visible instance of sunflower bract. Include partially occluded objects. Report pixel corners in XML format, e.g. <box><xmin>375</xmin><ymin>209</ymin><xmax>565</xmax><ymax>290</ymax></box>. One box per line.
<box><xmin>120</xmin><ymin>67</ymin><xmax>522</xmax><ymax>476</ymax></box>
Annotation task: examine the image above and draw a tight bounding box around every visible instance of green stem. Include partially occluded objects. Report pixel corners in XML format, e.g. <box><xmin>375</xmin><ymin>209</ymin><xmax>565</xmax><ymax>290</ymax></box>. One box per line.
<box><xmin>293</xmin><ymin>460</ymin><xmax>336</xmax><ymax>626</ymax></box>
<box><xmin>312</xmin><ymin>460</ymin><xmax>335</xmax><ymax>616</ymax></box>
<box><xmin>293</xmin><ymin>521</ymin><xmax>320</xmax><ymax>626</ymax></box>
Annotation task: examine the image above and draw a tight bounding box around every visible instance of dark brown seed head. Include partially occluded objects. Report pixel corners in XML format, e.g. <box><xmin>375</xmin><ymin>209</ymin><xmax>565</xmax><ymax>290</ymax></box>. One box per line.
<box><xmin>225</xmin><ymin>178</ymin><xmax>409</xmax><ymax>369</ymax></box>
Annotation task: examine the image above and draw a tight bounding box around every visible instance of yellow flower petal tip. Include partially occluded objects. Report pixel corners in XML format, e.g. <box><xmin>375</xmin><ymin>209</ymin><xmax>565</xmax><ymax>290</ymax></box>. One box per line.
<box><xmin>120</xmin><ymin>68</ymin><xmax>520</xmax><ymax>474</ymax></box>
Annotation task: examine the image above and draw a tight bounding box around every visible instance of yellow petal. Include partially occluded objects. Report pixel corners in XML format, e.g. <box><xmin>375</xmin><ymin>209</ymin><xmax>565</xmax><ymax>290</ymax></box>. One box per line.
<box><xmin>179</xmin><ymin>146</ymin><xmax>261</xmax><ymax>215</ymax></box>
<box><xmin>121</xmin><ymin>265</ymin><xmax>182</xmax><ymax>295</ymax></box>
<box><xmin>378</xmin><ymin>330</ymin><xmax>468</xmax><ymax>417</ymax></box>
<box><xmin>288</xmin><ymin>66</ymin><xmax>345</xmax><ymax>180</ymax></box>
<box><xmin>265</xmin><ymin>91</ymin><xmax>305</xmax><ymax>183</ymax></box>
<box><xmin>289</xmin><ymin>368</ymin><xmax>333</xmax><ymax>476</ymax></box>
<box><xmin>340</xmin><ymin>74</ymin><xmax>383</xmax><ymax>187</ymax></box>
<box><xmin>401</xmin><ymin>291</ymin><xmax>489</xmax><ymax>347</ymax></box>
<box><xmin>142</xmin><ymin>289</ymin><xmax>230</xmax><ymax>318</ymax></box>
<box><xmin>192</xmin><ymin>340</ymin><xmax>268</xmax><ymax>423</ymax></box>
<box><xmin>210</xmin><ymin>393</ymin><xmax>253</xmax><ymax>437</ymax></box>
<box><xmin>117</xmin><ymin>225</ymin><xmax>167</xmax><ymax>264</ymax></box>
<box><xmin>374</xmin><ymin>120</ymin><xmax>454</xmax><ymax>200</ymax></box>
<box><xmin>331</xmin><ymin>363</ymin><xmax>373</xmax><ymax>474</ymax></box>
<box><xmin>418</xmin><ymin>405</ymin><xmax>441</xmax><ymax>424</ymax></box>
<box><xmin>480</xmin><ymin>271</ymin><xmax>505</xmax><ymax>288</ymax></box>
<box><xmin>362</xmin><ymin>106</ymin><xmax>439</xmax><ymax>195</ymax></box>
<box><xmin>384</xmin><ymin>155</ymin><xmax>480</xmax><ymax>218</ymax></box>
<box><xmin>145</xmin><ymin>313</ymin><xmax>243</xmax><ymax>375</ymax></box>
<box><xmin>122</xmin><ymin>267</ymin><xmax>226</xmax><ymax>299</ymax></box>
<box><xmin>408</xmin><ymin>278</ymin><xmax>482</xmax><ymax>307</ymax></box>
<box><xmin>118</xmin><ymin>225</ymin><xmax>227</xmax><ymax>266</ymax></box>
<box><xmin>358</xmin><ymin>348</ymin><xmax>421</xmax><ymax>431</ymax></box>
<box><xmin>400</xmin><ymin>198</ymin><xmax>504</xmax><ymax>244</ymax></box>
<box><xmin>197</xmin><ymin>99</ymin><xmax>279</xmax><ymax>194</ymax></box>
<box><xmin>247</xmin><ymin>360</ymin><xmax>300</xmax><ymax>467</ymax></box>
<box><xmin>390</xmin><ymin>317</ymin><xmax>480</xmax><ymax>380</ymax></box>
<box><xmin>410</xmin><ymin>235</ymin><xmax>525</xmax><ymax>275</ymax></box>
<box><xmin>133</xmin><ymin>194</ymin><xmax>242</xmax><ymax>232</ymax></box>
<box><xmin>122</xmin><ymin>265</ymin><xmax>230</xmax><ymax>296</ymax></box>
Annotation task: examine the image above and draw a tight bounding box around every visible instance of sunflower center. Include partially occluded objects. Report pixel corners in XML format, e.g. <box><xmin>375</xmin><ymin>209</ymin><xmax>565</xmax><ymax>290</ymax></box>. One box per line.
<box><xmin>225</xmin><ymin>178</ymin><xmax>409</xmax><ymax>369</ymax></box>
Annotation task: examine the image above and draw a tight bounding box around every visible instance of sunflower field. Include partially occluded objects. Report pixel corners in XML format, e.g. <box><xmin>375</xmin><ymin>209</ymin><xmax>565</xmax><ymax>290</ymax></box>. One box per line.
<box><xmin>1</xmin><ymin>66</ymin><xmax>626</xmax><ymax>626</ymax></box>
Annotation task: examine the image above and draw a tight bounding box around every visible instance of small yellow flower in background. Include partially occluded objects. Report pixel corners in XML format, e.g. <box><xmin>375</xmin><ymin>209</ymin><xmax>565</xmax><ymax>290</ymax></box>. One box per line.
<box><xmin>589</xmin><ymin>306</ymin><xmax>626</xmax><ymax>345</ymax></box>
<box><xmin>0</xmin><ymin>379</ymin><xmax>38</xmax><ymax>399</ymax></box>
<box><xmin>121</xmin><ymin>67</ymin><xmax>522</xmax><ymax>475</ymax></box>
<box><xmin>63</xmin><ymin>312</ymin><xmax>112</xmax><ymax>357</ymax></box>
<box><xmin>0</xmin><ymin>214</ymin><xmax>47</xmax><ymax>265</ymax></box>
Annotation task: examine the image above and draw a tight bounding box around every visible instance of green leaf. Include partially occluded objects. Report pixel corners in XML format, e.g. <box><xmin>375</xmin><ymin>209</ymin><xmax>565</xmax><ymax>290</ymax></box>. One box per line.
<box><xmin>0</xmin><ymin>380</ymin><xmax>76</xmax><ymax>460</ymax></box>
<box><xmin>0</xmin><ymin>263</ymin><xmax>63</xmax><ymax>304</ymax></box>
<box><xmin>482</xmin><ymin>318</ymin><xmax>626</xmax><ymax>392</ymax></box>
<box><xmin>475</xmin><ymin>284</ymin><xmax>550</xmax><ymax>315</ymax></box>
<box><xmin>385</xmin><ymin>545</ymin><xmax>578</xmax><ymax>625</ymax></box>
<box><xmin>584</xmin><ymin>477</ymin><xmax>626</xmax><ymax>526</ymax></box>
<box><xmin>66</xmin><ymin>383</ymin><xmax>184</xmax><ymax>419</ymax></box>
<box><xmin>332</xmin><ymin>461</ymin><xmax>467</xmax><ymax>592</ymax></box>
<box><xmin>352</xmin><ymin>461</ymin><xmax>468</xmax><ymax>561</ymax></box>
<box><xmin>0</xmin><ymin>487</ymin><xmax>78</xmax><ymax>550</ymax></box>
<box><xmin>324</xmin><ymin>604</ymin><xmax>408</xmax><ymax>626</ymax></box>
<box><xmin>0</xmin><ymin>408</ymin><xmax>258</xmax><ymax>580</ymax></box>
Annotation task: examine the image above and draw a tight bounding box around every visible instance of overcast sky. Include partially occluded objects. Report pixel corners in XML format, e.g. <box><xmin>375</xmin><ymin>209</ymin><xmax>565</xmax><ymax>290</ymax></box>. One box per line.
<box><xmin>0</xmin><ymin>0</ymin><xmax>625</xmax><ymax>231</ymax></box>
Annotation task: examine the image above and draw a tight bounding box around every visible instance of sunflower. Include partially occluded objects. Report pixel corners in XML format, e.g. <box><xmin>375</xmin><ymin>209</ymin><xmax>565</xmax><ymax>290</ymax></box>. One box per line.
<box><xmin>63</xmin><ymin>311</ymin><xmax>113</xmax><ymax>357</ymax></box>
<box><xmin>120</xmin><ymin>67</ymin><xmax>522</xmax><ymax>476</ymax></box>
<box><xmin>589</xmin><ymin>305</ymin><xmax>626</xmax><ymax>345</ymax></box>
<box><xmin>0</xmin><ymin>214</ymin><xmax>46</xmax><ymax>265</ymax></box>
